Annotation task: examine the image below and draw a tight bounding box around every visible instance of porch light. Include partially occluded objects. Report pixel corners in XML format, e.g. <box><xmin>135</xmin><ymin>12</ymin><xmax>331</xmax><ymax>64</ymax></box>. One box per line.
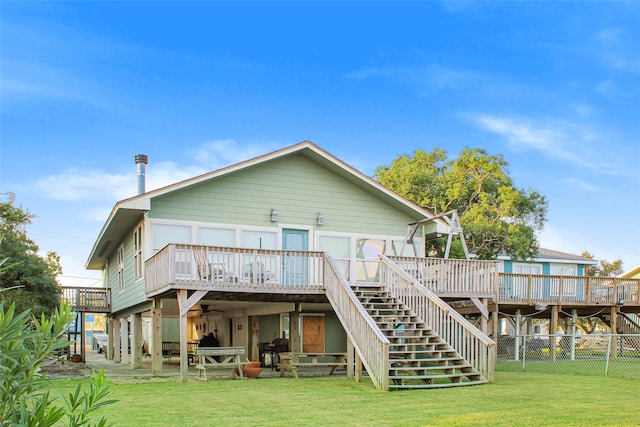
<box><xmin>534</xmin><ymin>303</ymin><xmax>548</xmax><ymax>311</ymax></box>
<box><xmin>316</xmin><ymin>212</ymin><xmax>325</xmax><ymax>226</ymax></box>
<box><xmin>270</xmin><ymin>208</ymin><xmax>279</xmax><ymax>222</ymax></box>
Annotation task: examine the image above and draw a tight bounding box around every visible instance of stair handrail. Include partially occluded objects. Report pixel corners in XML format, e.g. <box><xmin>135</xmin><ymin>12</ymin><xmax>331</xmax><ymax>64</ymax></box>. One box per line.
<box><xmin>379</xmin><ymin>255</ymin><xmax>495</xmax><ymax>382</ymax></box>
<box><xmin>619</xmin><ymin>312</ymin><xmax>640</xmax><ymax>334</ymax></box>
<box><xmin>323</xmin><ymin>254</ymin><xmax>390</xmax><ymax>390</ymax></box>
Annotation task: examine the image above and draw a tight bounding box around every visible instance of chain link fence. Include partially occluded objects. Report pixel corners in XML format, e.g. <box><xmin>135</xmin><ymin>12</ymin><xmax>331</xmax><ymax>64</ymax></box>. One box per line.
<box><xmin>497</xmin><ymin>334</ymin><xmax>640</xmax><ymax>379</ymax></box>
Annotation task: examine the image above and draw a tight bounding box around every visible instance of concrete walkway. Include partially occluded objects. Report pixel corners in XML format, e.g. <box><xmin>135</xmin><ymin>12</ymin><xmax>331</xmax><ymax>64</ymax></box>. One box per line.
<box><xmin>83</xmin><ymin>350</ymin><xmax>311</xmax><ymax>383</ymax></box>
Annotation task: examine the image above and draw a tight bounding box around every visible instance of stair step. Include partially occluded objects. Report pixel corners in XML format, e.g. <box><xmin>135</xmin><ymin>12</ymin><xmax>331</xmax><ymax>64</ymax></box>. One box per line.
<box><xmin>390</xmin><ymin>371</ymin><xmax>480</xmax><ymax>379</ymax></box>
<box><xmin>389</xmin><ymin>357</ymin><xmax>468</xmax><ymax>364</ymax></box>
<box><xmin>388</xmin><ymin>341</ymin><xmax>443</xmax><ymax>348</ymax></box>
<box><xmin>388</xmin><ymin>379</ymin><xmax>488</xmax><ymax>390</ymax></box>
<box><xmin>389</xmin><ymin>365</ymin><xmax>472</xmax><ymax>373</ymax></box>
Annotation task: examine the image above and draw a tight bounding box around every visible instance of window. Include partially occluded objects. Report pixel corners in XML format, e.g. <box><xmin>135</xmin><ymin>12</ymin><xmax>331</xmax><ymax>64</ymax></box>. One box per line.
<box><xmin>133</xmin><ymin>225</ymin><xmax>143</xmax><ymax>280</ymax></box>
<box><xmin>152</xmin><ymin>223</ymin><xmax>191</xmax><ymax>253</ymax></box>
<box><xmin>241</xmin><ymin>230</ymin><xmax>277</xmax><ymax>249</ymax></box>
<box><xmin>355</xmin><ymin>238</ymin><xmax>385</xmax><ymax>282</ymax></box>
<box><xmin>318</xmin><ymin>235</ymin><xmax>351</xmax><ymax>281</ymax></box>
<box><xmin>118</xmin><ymin>245</ymin><xmax>125</xmax><ymax>292</ymax></box>
<box><xmin>199</xmin><ymin>227</ymin><xmax>235</xmax><ymax>247</ymax></box>
<box><xmin>392</xmin><ymin>240</ymin><xmax>416</xmax><ymax>257</ymax></box>
<box><xmin>513</xmin><ymin>263</ymin><xmax>542</xmax><ymax>275</ymax></box>
<box><xmin>550</xmin><ymin>264</ymin><xmax>577</xmax><ymax>276</ymax></box>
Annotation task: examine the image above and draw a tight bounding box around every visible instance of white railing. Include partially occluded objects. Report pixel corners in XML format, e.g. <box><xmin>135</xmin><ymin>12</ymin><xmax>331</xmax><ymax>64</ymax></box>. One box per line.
<box><xmin>323</xmin><ymin>254</ymin><xmax>390</xmax><ymax>390</ymax></box>
<box><xmin>145</xmin><ymin>244</ymin><xmax>325</xmax><ymax>296</ymax></box>
<box><xmin>60</xmin><ymin>287</ymin><xmax>111</xmax><ymax>312</ymax></box>
<box><xmin>389</xmin><ymin>256</ymin><xmax>499</xmax><ymax>297</ymax></box>
<box><xmin>499</xmin><ymin>274</ymin><xmax>640</xmax><ymax>306</ymax></box>
<box><xmin>380</xmin><ymin>255</ymin><xmax>495</xmax><ymax>382</ymax></box>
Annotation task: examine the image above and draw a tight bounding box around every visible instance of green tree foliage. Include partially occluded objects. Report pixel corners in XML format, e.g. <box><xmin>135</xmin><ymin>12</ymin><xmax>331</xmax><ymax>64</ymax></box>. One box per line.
<box><xmin>0</xmin><ymin>193</ymin><xmax>61</xmax><ymax>318</ymax></box>
<box><xmin>375</xmin><ymin>147</ymin><xmax>548</xmax><ymax>260</ymax></box>
<box><xmin>581</xmin><ymin>251</ymin><xmax>624</xmax><ymax>277</ymax></box>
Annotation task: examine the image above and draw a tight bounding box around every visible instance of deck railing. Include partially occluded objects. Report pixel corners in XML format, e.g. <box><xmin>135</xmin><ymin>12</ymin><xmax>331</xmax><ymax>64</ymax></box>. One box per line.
<box><xmin>323</xmin><ymin>254</ymin><xmax>390</xmax><ymax>390</ymax></box>
<box><xmin>380</xmin><ymin>255</ymin><xmax>495</xmax><ymax>382</ymax></box>
<box><xmin>498</xmin><ymin>274</ymin><xmax>640</xmax><ymax>306</ymax></box>
<box><xmin>145</xmin><ymin>244</ymin><xmax>326</xmax><ymax>296</ymax></box>
<box><xmin>389</xmin><ymin>256</ymin><xmax>499</xmax><ymax>297</ymax></box>
<box><xmin>60</xmin><ymin>286</ymin><xmax>111</xmax><ymax>312</ymax></box>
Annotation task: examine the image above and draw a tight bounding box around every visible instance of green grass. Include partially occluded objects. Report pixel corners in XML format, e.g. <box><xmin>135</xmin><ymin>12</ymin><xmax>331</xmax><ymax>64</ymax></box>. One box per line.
<box><xmin>49</xmin><ymin>366</ymin><xmax>640</xmax><ymax>426</ymax></box>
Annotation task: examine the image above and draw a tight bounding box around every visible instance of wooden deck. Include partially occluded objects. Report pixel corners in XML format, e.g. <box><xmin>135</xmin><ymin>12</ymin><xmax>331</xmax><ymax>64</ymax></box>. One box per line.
<box><xmin>390</xmin><ymin>255</ymin><xmax>640</xmax><ymax>309</ymax></box>
<box><xmin>144</xmin><ymin>244</ymin><xmax>326</xmax><ymax>298</ymax></box>
<box><xmin>60</xmin><ymin>286</ymin><xmax>111</xmax><ymax>312</ymax></box>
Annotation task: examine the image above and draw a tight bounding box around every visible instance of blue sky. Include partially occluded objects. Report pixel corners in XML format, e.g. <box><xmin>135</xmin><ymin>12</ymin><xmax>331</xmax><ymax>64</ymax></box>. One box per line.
<box><xmin>1</xmin><ymin>1</ymin><xmax>639</xmax><ymax>286</ymax></box>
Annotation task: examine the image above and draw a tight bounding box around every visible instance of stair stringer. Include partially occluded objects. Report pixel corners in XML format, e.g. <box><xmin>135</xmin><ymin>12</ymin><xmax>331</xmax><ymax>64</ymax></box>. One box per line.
<box><xmin>323</xmin><ymin>256</ymin><xmax>391</xmax><ymax>390</ymax></box>
<box><xmin>353</xmin><ymin>284</ymin><xmax>488</xmax><ymax>389</ymax></box>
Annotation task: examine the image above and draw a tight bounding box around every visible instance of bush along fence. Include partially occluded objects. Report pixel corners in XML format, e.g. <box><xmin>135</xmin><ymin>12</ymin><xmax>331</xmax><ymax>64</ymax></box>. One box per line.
<box><xmin>497</xmin><ymin>334</ymin><xmax>640</xmax><ymax>379</ymax></box>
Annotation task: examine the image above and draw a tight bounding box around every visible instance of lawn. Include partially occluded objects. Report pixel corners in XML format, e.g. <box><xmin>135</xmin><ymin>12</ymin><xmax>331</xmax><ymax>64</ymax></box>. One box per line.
<box><xmin>50</xmin><ymin>365</ymin><xmax>640</xmax><ymax>426</ymax></box>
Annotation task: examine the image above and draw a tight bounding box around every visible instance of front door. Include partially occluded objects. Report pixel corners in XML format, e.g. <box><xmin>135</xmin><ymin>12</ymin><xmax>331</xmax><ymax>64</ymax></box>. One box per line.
<box><xmin>302</xmin><ymin>315</ymin><xmax>325</xmax><ymax>353</ymax></box>
<box><xmin>282</xmin><ymin>229</ymin><xmax>308</xmax><ymax>285</ymax></box>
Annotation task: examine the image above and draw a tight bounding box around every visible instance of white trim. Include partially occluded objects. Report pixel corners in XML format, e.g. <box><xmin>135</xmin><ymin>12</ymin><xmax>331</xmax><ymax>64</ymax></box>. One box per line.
<box><xmin>279</xmin><ymin>223</ymin><xmax>314</xmax><ymax>250</ymax></box>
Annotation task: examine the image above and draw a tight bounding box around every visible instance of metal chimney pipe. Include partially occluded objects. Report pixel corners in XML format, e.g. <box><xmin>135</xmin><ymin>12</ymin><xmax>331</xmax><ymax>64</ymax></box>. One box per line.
<box><xmin>134</xmin><ymin>154</ymin><xmax>148</xmax><ymax>195</ymax></box>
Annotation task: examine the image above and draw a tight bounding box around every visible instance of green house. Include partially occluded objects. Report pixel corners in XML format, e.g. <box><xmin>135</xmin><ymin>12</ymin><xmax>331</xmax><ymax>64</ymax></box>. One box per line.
<box><xmin>87</xmin><ymin>141</ymin><xmax>496</xmax><ymax>389</ymax></box>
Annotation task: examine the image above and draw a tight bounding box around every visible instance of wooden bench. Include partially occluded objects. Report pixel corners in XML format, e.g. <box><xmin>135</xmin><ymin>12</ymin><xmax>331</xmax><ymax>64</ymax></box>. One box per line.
<box><xmin>279</xmin><ymin>352</ymin><xmax>347</xmax><ymax>378</ymax></box>
<box><xmin>162</xmin><ymin>342</ymin><xmax>198</xmax><ymax>363</ymax></box>
<box><xmin>194</xmin><ymin>347</ymin><xmax>248</xmax><ymax>381</ymax></box>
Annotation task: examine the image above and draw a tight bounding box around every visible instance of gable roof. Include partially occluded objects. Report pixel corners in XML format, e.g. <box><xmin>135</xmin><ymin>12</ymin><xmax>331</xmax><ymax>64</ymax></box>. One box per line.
<box><xmin>498</xmin><ymin>247</ymin><xmax>598</xmax><ymax>264</ymax></box>
<box><xmin>86</xmin><ymin>141</ymin><xmax>440</xmax><ymax>269</ymax></box>
<box><xmin>620</xmin><ymin>264</ymin><xmax>640</xmax><ymax>279</ymax></box>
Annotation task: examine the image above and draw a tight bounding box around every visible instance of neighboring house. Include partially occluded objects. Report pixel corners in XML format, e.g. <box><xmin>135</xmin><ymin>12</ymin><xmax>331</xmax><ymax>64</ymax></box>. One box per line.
<box><xmin>498</xmin><ymin>248</ymin><xmax>598</xmax><ymax>277</ymax></box>
<box><xmin>497</xmin><ymin>248</ymin><xmax>598</xmax><ymax>337</ymax></box>
<box><xmin>620</xmin><ymin>264</ymin><xmax>640</xmax><ymax>280</ymax></box>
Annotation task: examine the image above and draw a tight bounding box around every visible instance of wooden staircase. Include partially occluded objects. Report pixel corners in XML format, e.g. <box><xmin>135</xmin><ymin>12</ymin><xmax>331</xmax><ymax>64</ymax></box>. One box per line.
<box><xmin>351</xmin><ymin>284</ymin><xmax>488</xmax><ymax>390</ymax></box>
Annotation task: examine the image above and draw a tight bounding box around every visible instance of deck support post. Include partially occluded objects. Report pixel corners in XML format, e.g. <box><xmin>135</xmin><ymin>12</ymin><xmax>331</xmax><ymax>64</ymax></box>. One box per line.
<box><xmin>131</xmin><ymin>313</ymin><xmax>143</xmax><ymax>369</ymax></box>
<box><xmin>610</xmin><ymin>305</ymin><xmax>618</xmax><ymax>359</ymax></box>
<box><xmin>251</xmin><ymin>317</ymin><xmax>259</xmax><ymax>361</ymax></box>
<box><xmin>346</xmin><ymin>338</ymin><xmax>354</xmax><ymax>379</ymax></box>
<box><xmin>480</xmin><ymin>298</ymin><xmax>489</xmax><ymax>336</ymax></box>
<box><xmin>79</xmin><ymin>312</ymin><xmax>86</xmax><ymax>363</ymax></box>
<box><xmin>289</xmin><ymin>304</ymin><xmax>301</xmax><ymax>353</ymax></box>
<box><xmin>120</xmin><ymin>317</ymin><xmax>129</xmax><ymax>365</ymax></box>
<box><xmin>151</xmin><ymin>298</ymin><xmax>163</xmax><ymax>375</ymax></box>
<box><xmin>106</xmin><ymin>319</ymin><xmax>114</xmax><ymax>360</ymax></box>
<box><xmin>550</xmin><ymin>305</ymin><xmax>558</xmax><ymax>362</ymax></box>
<box><xmin>514</xmin><ymin>309</ymin><xmax>521</xmax><ymax>360</ymax></box>
<box><xmin>570</xmin><ymin>309</ymin><xmax>577</xmax><ymax>360</ymax></box>
<box><xmin>354</xmin><ymin>350</ymin><xmax>362</xmax><ymax>383</ymax></box>
<box><xmin>112</xmin><ymin>318</ymin><xmax>121</xmax><ymax>363</ymax></box>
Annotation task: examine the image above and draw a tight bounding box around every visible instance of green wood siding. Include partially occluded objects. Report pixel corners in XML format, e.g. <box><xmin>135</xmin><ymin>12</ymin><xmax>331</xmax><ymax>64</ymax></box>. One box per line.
<box><xmin>149</xmin><ymin>154</ymin><xmax>418</xmax><ymax>237</ymax></box>
<box><xmin>105</xmin><ymin>222</ymin><xmax>147</xmax><ymax>314</ymax></box>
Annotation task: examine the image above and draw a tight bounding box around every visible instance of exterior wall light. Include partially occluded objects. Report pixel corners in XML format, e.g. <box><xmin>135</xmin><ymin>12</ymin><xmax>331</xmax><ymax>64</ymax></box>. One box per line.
<box><xmin>271</xmin><ymin>208</ymin><xmax>279</xmax><ymax>222</ymax></box>
<box><xmin>316</xmin><ymin>212</ymin><xmax>325</xmax><ymax>226</ymax></box>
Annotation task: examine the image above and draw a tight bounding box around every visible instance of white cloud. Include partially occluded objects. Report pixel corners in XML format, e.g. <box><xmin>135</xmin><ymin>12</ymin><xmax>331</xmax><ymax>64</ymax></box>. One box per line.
<box><xmin>595</xmin><ymin>28</ymin><xmax>623</xmax><ymax>44</ymax></box>
<box><xmin>189</xmin><ymin>139</ymin><xmax>278</xmax><ymax>170</ymax></box>
<box><xmin>16</xmin><ymin>140</ymin><xmax>278</xmax><ymax>204</ymax></box>
<box><xmin>466</xmin><ymin>114</ymin><xmax>622</xmax><ymax>174</ymax></box>
<box><xmin>21</xmin><ymin>169</ymin><xmax>134</xmax><ymax>201</ymax></box>
<box><xmin>343</xmin><ymin>64</ymin><xmax>487</xmax><ymax>94</ymax></box>
<box><xmin>565</xmin><ymin>177</ymin><xmax>601</xmax><ymax>192</ymax></box>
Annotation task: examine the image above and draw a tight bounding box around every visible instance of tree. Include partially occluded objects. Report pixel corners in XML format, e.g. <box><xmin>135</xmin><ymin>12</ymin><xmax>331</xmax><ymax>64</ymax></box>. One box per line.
<box><xmin>0</xmin><ymin>193</ymin><xmax>61</xmax><ymax>318</ymax></box>
<box><xmin>581</xmin><ymin>251</ymin><xmax>624</xmax><ymax>277</ymax></box>
<box><xmin>0</xmin><ymin>300</ymin><xmax>116</xmax><ymax>426</ymax></box>
<box><xmin>375</xmin><ymin>147</ymin><xmax>548</xmax><ymax>260</ymax></box>
<box><xmin>0</xmin><ymin>241</ymin><xmax>116</xmax><ymax>426</ymax></box>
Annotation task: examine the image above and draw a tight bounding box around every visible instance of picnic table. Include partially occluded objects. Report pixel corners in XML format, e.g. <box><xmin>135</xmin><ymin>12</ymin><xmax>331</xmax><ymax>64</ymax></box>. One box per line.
<box><xmin>279</xmin><ymin>352</ymin><xmax>347</xmax><ymax>378</ymax></box>
<box><xmin>194</xmin><ymin>346</ymin><xmax>248</xmax><ymax>381</ymax></box>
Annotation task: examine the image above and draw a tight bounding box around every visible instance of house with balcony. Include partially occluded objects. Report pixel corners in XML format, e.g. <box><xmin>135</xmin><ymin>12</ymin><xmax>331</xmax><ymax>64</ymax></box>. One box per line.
<box><xmin>83</xmin><ymin>140</ymin><xmax>639</xmax><ymax>390</ymax></box>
